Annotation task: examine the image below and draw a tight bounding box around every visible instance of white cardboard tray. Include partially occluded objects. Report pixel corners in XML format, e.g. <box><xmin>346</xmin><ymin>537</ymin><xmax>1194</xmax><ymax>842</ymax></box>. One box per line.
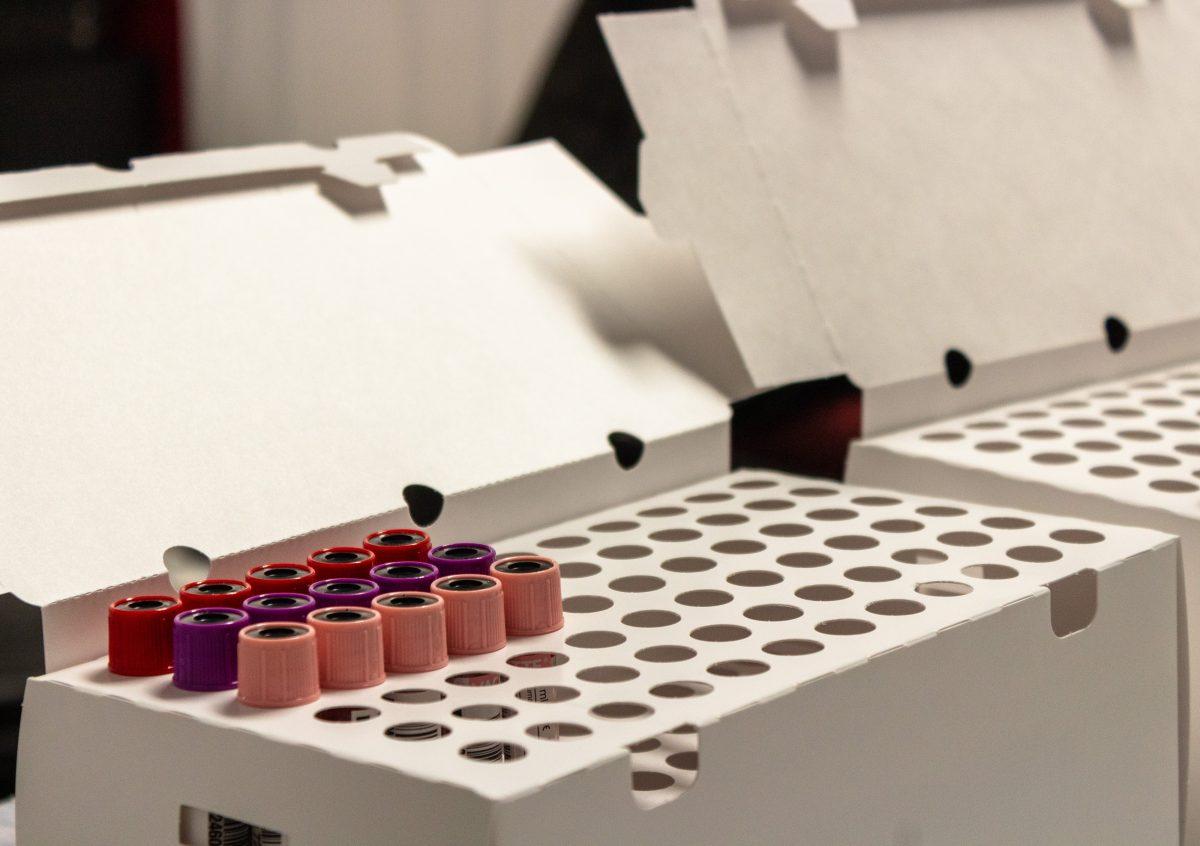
<box><xmin>19</xmin><ymin>470</ymin><xmax>1180</xmax><ymax>845</ymax></box>
<box><xmin>601</xmin><ymin>2</ymin><xmax>1200</xmax><ymax>838</ymax></box>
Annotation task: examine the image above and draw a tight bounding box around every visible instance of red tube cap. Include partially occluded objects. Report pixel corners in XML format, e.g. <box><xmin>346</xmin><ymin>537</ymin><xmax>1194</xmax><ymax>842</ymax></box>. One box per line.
<box><xmin>108</xmin><ymin>595</ymin><xmax>182</xmax><ymax>676</ymax></box>
<box><xmin>245</xmin><ymin>563</ymin><xmax>318</xmax><ymax>595</ymax></box>
<box><xmin>179</xmin><ymin>579</ymin><xmax>252</xmax><ymax>611</ymax></box>
<box><xmin>307</xmin><ymin>546</ymin><xmax>376</xmax><ymax>580</ymax></box>
<box><xmin>363</xmin><ymin>528</ymin><xmax>432</xmax><ymax>564</ymax></box>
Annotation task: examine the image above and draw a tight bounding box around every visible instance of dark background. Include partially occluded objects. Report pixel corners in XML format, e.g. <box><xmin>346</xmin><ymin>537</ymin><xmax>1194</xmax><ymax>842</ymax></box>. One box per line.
<box><xmin>0</xmin><ymin>0</ymin><xmax>859</xmax><ymax>800</ymax></box>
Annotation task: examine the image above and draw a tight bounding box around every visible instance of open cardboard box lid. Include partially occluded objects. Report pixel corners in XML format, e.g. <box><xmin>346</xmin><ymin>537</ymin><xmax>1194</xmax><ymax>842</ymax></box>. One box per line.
<box><xmin>0</xmin><ymin>134</ymin><xmax>734</xmax><ymax>617</ymax></box>
<box><xmin>602</xmin><ymin>0</ymin><xmax>1200</xmax><ymax>422</ymax></box>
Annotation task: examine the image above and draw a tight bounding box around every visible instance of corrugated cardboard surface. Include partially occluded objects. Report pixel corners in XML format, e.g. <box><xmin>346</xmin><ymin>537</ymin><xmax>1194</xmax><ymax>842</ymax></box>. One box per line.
<box><xmin>603</xmin><ymin>0</ymin><xmax>1200</xmax><ymax>394</ymax></box>
<box><xmin>0</xmin><ymin>136</ymin><xmax>729</xmax><ymax>608</ymax></box>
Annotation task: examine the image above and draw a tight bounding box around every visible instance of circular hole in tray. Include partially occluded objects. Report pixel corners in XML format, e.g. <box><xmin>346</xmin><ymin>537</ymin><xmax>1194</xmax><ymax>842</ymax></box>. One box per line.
<box><xmin>515</xmin><ymin>686</ymin><xmax>579</xmax><ymax>703</ymax></box>
<box><xmin>566</xmin><ymin>631</ymin><xmax>626</xmax><ymax>649</ymax></box>
<box><xmin>726</xmin><ymin>570</ymin><xmax>783</xmax><ymax>587</ymax></box>
<box><xmin>915</xmin><ymin>581</ymin><xmax>973</xmax><ymax>597</ymax></box>
<box><xmin>622</xmin><ymin>610</ymin><xmax>682</xmax><ymax>628</ymax></box>
<box><xmin>385</xmin><ymin>722</ymin><xmax>451</xmax><ymax>741</ymax></box>
<box><xmin>815</xmin><ymin>618</ymin><xmax>876</xmax><ymax>635</ymax></box>
<box><xmin>676</xmin><ymin>589</ymin><xmax>733</xmax><ymax>607</ymax></box>
<box><xmin>650</xmin><ymin>681</ymin><xmax>714</xmax><ymax>699</ymax></box>
<box><xmin>383</xmin><ymin>689</ymin><xmax>445</xmax><ymax>704</ymax></box>
<box><xmin>591</xmin><ymin>702</ymin><xmax>654</xmax><ymax>720</ymax></box>
<box><xmin>562</xmin><ymin>595</ymin><xmax>614</xmax><ymax>613</ymax></box>
<box><xmin>453</xmin><ymin>705</ymin><xmax>517</xmax><ymax>720</ymax></box>
<box><xmin>526</xmin><ymin>722</ymin><xmax>591</xmax><ymax>741</ymax></box>
<box><xmin>961</xmin><ymin>564</ymin><xmax>1018</xmax><ymax>580</ymax></box>
<box><xmin>1007</xmin><ymin>545</ymin><xmax>1064</xmax><ymax>563</ymax></box>
<box><xmin>762</xmin><ymin>639</ymin><xmax>824</xmax><ymax>656</ymax></box>
<box><xmin>844</xmin><ymin>566</ymin><xmax>900</xmax><ymax>583</ymax></box>
<box><xmin>707</xmin><ymin>659</ymin><xmax>770</xmax><ymax>677</ymax></box>
<box><xmin>315</xmin><ymin>706</ymin><xmax>380</xmax><ymax>723</ymax></box>
<box><xmin>795</xmin><ymin>584</ymin><xmax>853</xmax><ymax>601</ymax></box>
<box><xmin>662</xmin><ymin>556</ymin><xmax>716</xmax><ymax>573</ymax></box>
<box><xmin>743</xmin><ymin>603</ymin><xmax>803</xmax><ymax>621</ymax></box>
<box><xmin>635</xmin><ymin>645</ymin><xmax>697</xmax><ymax>663</ymax></box>
<box><xmin>690</xmin><ymin>624</ymin><xmax>751</xmax><ymax>642</ymax></box>
<box><xmin>446</xmin><ymin>671</ymin><xmax>509</xmax><ymax>688</ymax></box>
<box><xmin>559</xmin><ymin>562</ymin><xmax>601</xmax><ymax>579</ymax></box>
<box><xmin>459</xmin><ymin>742</ymin><xmax>527</xmax><ymax>762</ymax></box>
<box><xmin>576</xmin><ymin>665</ymin><xmax>639</xmax><ymax>684</ymax></box>
<box><xmin>506</xmin><ymin>652</ymin><xmax>569</xmax><ymax>669</ymax></box>
<box><xmin>539</xmin><ymin>536</ymin><xmax>589</xmax><ymax>549</ymax></box>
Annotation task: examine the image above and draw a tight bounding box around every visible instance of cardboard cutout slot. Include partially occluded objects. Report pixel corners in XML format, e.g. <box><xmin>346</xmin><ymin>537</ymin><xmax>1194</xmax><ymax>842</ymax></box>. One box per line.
<box><xmin>162</xmin><ymin>546</ymin><xmax>211</xmax><ymax>593</ymax></box>
<box><xmin>1048</xmin><ymin>569</ymin><xmax>1098</xmax><ymax>638</ymax></box>
<box><xmin>316</xmin><ymin>177</ymin><xmax>388</xmax><ymax>218</ymax></box>
<box><xmin>629</xmin><ymin>723</ymin><xmax>699</xmax><ymax>809</ymax></box>
<box><xmin>402</xmin><ymin>485</ymin><xmax>444</xmax><ymax>527</ymax></box>
<box><xmin>608</xmin><ymin>432</ymin><xmax>645</xmax><ymax>470</ymax></box>
<box><xmin>944</xmin><ymin>349</ymin><xmax>972</xmax><ymax>388</ymax></box>
<box><xmin>1105</xmin><ymin>316</ymin><xmax>1130</xmax><ymax>353</ymax></box>
<box><xmin>179</xmin><ymin>807</ymin><xmax>286</xmax><ymax>845</ymax></box>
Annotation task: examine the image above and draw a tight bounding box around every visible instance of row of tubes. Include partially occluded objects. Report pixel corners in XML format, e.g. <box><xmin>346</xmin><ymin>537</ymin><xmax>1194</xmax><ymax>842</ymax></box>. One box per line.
<box><xmin>107</xmin><ymin>529</ymin><xmax>563</xmax><ymax>708</ymax></box>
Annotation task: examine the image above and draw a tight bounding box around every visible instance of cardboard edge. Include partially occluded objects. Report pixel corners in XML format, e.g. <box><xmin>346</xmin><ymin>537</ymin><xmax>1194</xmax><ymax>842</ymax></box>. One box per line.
<box><xmin>16</xmin><ymin>678</ymin><xmax>495</xmax><ymax>843</ymax></box>
<box><xmin>38</xmin><ymin>419</ymin><xmax>730</xmax><ymax>671</ymax></box>
<box><xmin>847</xmin><ymin>438</ymin><xmax>1192</xmax><ymax>838</ymax></box>
<box><xmin>0</xmin><ymin>132</ymin><xmax>445</xmax><ymax>208</ymax></box>
<box><xmin>490</xmin><ymin>547</ymin><xmax>1179</xmax><ymax>843</ymax></box>
<box><xmin>862</xmin><ymin>317</ymin><xmax>1200</xmax><ymax>436</ymax></box>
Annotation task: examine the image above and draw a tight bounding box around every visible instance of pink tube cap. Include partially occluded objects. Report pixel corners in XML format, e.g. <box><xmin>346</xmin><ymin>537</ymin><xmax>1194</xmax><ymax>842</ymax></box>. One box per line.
<box><xmin>236</xmin><ymin>623</ymin><xmax>320</xmax><ymax>708</ymax></box>
<box><xmin>373</xmin><ymin>592</ymin><xmax>449</xmax><ymax>673</ymax></box>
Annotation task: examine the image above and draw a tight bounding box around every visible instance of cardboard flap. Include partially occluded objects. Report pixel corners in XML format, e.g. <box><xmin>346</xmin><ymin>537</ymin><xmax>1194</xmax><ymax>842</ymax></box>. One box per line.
<box><xmin>0</xmin><ymin>136</ymin><xmax>728</xmax><ymax>607</ymax></box>
<box><xmin>603</xmin><ymin>0</ymin><xmax>1200</xmax><ymax>393</ymax></box>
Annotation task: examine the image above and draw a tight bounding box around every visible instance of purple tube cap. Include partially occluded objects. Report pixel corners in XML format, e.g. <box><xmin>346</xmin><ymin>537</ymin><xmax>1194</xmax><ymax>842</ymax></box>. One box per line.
<box><xmin>428</xmin><ymin>543</ymin><xmax>496</xmax><ymax>577</ymax></box>
<box><xmin>370</xmin><ymin>562</ymin><xmax>440</xmax><ymax>592</ymax></box>
<box><xmin>172</xmin><ymin>607</ymin><xmax>249</xmax><ymax>692</ymax></box>
<box><xmin>242</xmin><ymin>592</ymin><xmax>317</xmax><ymax>624</ymax></box>
<box><xmin>309</xmin><ymin>578</ymin><xmax>381</xmax><ymax>608</ymax></box>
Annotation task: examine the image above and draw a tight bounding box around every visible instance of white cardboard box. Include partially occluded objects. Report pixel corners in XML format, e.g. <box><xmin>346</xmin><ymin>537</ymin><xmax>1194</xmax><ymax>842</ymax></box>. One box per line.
<box><xmin>602</xmin><ymin>0</ymin><xmax>1200</xmax><ymax>839</ymax></box>
<box><xmin>0</xmin><ymin>105</ymin><xmax>1183</xmax><ymax>846</ymax></box>
<box><xmin>18</xmin><ymin>470</ymin><xmax>1182</xmax><ymax>845</ymax></box>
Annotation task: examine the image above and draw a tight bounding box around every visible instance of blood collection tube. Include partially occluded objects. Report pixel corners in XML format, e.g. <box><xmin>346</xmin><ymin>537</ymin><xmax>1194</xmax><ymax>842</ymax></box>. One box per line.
<box><xmin>363</xmin><ymin>528</ymin><xmax>432</xmax><ymax>564</ymax></box>
<box><xmin>245</xmin><ymin>563</ymin><xmax>318</xmax><ymax>595</ymax></box>
<box><xmin>307</xmin><ymin>607</ymin><xmax>386</xmax><ymax>690</ymax></box>
<box><xmin>490</xmin><ymin>555</ymin><xmax>564</xmax><ymax>636</ymax></box>
<box><xmin>172</xmin><ymin>607</ymin><xmax>249</xmax><ymax>692</ymax></box>
<box><xmin>242</xmin><ymin>592</ymin><xmax>317</xmax><ymax>624</ymax></box>
<box><xmin>372</xmin><ymin>592</ymin><xmax>449</xmax><ymax>673</ymax></box>
<box><xmin>237</xmin><ymin>622</ymin><xmax>321</xmax><ymax>708</ymax></box>
<box><xmin>179</xmin><ymin>579</ymin><xmax>253</xmax><ymax>611</ymax></box>
<box><xmin>427</xmin><ymin>542</ymin><xmax>496</xmax><ymax>577</ymax></box>
<box><xmin>430</xmin><ymin>575</ymin><xmax>506</xmax><ymax>655</ymax></box>
<box><xmin>369</xmin><ymin>562</ymin><xmax>440</xmax><ymax>593</ymax></box>
<box><xmin>108</xmin><ymin>595</ymin><xmax>182</xmax><ymax>676</ymax></box>
<box><xmin>306</xmin><ymin>546</ymin><xmax>376</xmax><ymax>580</ymax></box>
<box><xmin>309</xmin><ymin>578</ymin><xmax>380</xmax><ymax>609</ymax></box>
